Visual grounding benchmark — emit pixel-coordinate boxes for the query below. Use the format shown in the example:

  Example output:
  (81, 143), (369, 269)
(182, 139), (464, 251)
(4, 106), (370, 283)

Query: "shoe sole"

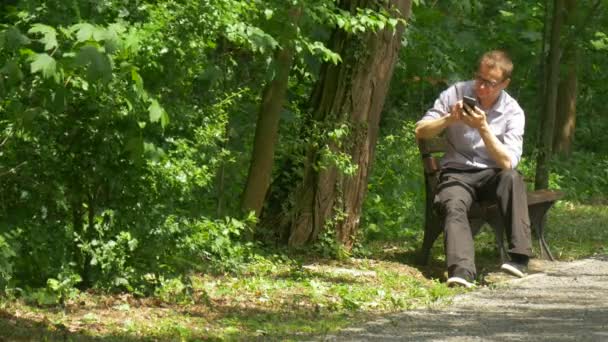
(446, 276), (475, 288)
(501, 263), (525, 278)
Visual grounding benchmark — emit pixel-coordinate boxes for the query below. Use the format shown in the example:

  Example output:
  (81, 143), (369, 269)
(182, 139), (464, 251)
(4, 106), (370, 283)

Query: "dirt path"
(326, 255), (608, 341)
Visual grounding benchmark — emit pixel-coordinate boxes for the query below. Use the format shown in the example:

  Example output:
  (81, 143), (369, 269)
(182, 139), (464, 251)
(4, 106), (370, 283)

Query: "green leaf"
(131, 68), (147, 99)
(148, 99), (169, 128)
(28, 24), (58, 51)
(1, 60), (24, 86)
(29, 53), (57, 79)
(71, 23), (96, 43)
(75, 45), (112, 83)
(4, 27), (31, 50)
(499, 10), (514, 18)
(264, 9), (274, 19)
(161, 110), (170, 128)
(590, 32), (608, 51)
(104, 23), (126, 54)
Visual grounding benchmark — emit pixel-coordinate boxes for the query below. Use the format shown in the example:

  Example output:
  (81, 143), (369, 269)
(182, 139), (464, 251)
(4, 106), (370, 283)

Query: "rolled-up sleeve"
(503, 108), (525, 169)
(417, 85), (459, 124)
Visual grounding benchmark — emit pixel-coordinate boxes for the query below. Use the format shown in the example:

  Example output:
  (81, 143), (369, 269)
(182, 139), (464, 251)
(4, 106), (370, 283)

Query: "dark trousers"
(434, 168), (532, 279)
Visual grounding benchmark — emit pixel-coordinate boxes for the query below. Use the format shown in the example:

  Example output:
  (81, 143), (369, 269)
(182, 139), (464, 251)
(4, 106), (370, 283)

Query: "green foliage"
(362, 121), (424, 241)
(590, 31), (608, 50)
(0, 0), (606, 312)
(0, 0), (263, 293)
(24, 271), (81, 306)
(0, 234), (16, 290)
(153, 276), (191, 304)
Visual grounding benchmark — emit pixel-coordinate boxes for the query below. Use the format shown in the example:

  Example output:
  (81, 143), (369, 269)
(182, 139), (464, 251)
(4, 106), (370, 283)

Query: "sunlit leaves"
(131, 68), (147, 100)
(330, 8), (404, 34)
(499, 10), (516, 20)
(591, 31), (608, 50)
(28, 53), (58, 80)
(148, 99), (169, 128)
(225, 22), (279, 54)
(28, 24), (58, 51)
(303, 40), (342, 64)
(71, 23), (96, 43)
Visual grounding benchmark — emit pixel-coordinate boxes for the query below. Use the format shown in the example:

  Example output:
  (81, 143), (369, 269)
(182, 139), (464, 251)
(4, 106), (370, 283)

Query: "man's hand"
(462, 104), (513, 169)
(461, 104), (488, 130)
(447, 101), (465, 123)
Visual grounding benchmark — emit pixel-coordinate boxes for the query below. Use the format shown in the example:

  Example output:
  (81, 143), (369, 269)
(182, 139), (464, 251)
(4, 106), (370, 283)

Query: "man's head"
(474, 50), (512, 107)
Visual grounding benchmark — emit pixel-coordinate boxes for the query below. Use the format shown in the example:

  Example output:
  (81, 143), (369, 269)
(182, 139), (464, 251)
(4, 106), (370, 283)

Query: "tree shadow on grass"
(0, 309), (147, 342)
(182, 303), (385, 341)
(370, 237), (505, 283)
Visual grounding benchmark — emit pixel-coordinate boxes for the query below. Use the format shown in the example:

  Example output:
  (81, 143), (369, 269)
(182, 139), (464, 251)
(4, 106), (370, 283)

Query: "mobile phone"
(462, 95), (478, 115)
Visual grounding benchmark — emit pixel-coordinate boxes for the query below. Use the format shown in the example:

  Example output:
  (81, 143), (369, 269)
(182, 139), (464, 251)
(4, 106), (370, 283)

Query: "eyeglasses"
(475, 74), (507, 88)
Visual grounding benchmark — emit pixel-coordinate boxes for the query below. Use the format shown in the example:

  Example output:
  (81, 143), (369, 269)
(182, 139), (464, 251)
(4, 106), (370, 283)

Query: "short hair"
(478, 50), (513, 80)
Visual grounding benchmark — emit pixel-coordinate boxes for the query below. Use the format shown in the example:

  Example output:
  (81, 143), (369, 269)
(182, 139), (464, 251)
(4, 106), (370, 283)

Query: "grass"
(0, 256), (458, 341)
(0, 200), (606, 340)
(545, 201), (608, 259)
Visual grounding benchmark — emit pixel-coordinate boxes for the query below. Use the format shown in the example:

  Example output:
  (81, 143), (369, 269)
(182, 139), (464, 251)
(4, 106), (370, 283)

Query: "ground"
(328, 255), (608, 341)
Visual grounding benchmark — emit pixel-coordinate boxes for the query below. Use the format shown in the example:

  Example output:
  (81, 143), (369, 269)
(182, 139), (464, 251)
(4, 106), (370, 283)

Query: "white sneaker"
(446, 276), (475, 288)
(500, 261), (527, 278)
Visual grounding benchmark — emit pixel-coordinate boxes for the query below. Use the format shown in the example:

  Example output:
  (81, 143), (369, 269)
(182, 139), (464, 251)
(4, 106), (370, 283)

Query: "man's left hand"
(462, 105), (488, 130)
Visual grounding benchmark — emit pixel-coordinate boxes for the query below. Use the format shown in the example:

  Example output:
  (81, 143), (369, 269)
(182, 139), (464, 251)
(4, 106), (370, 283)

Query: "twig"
(0, 161), (27, 177)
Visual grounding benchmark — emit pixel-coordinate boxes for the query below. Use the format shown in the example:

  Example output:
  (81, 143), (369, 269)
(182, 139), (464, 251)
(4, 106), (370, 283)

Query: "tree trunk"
(552, 0), (598, 156)
(553, 51), (577, 156)
(241, 7), (301, 217)
(288, 0), (412, 249)
(539, 0), (552, 103)
(241, 47), (296, 216)
(535, 0), (565, 190)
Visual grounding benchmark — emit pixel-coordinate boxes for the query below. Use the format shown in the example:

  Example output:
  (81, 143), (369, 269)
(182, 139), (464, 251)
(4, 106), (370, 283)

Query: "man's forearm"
(478, 125), (513, 169)
(415, 116), (451, 139)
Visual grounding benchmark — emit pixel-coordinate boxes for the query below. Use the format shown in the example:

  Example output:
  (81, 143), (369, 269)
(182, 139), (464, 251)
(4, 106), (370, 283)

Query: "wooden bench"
(417, 136), (564, 265)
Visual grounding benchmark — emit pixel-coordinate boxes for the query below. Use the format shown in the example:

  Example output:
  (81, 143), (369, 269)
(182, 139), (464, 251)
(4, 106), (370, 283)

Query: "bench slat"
(527, 189), (564, 205)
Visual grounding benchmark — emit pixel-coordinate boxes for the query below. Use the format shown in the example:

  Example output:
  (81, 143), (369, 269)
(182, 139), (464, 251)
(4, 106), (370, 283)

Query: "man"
(415, 50), (531, 288)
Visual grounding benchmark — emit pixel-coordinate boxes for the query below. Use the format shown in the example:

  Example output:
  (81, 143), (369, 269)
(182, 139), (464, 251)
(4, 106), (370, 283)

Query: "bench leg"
(417, 214), (442, 265)
(484, 212), (509, 264)
(529, 202), (556, 261)
(537, 214), (555, 261)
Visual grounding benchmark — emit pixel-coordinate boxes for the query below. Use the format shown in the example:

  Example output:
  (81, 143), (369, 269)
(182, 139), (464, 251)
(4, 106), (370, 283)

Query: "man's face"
(474, 63), (510, 104)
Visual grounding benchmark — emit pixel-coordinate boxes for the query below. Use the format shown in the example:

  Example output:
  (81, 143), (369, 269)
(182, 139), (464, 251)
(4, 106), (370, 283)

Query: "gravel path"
(327, 255), (608, 341)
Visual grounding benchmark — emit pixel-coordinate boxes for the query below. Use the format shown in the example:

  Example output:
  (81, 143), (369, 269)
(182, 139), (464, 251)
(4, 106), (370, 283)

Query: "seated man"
(414, 50), (532, 288)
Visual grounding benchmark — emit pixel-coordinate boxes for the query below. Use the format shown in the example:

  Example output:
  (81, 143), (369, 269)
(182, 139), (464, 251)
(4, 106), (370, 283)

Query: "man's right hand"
(447, 101), (465, 123)
(415, 101), (465, 139)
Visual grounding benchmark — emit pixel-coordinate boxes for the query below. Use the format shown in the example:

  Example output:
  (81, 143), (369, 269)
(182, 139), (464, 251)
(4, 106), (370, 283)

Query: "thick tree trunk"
(288, 0), (412, 249)
(535, 0), (565, 190)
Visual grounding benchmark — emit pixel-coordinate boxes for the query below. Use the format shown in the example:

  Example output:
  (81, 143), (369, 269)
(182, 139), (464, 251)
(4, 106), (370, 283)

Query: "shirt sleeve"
(417, 84), (459, 123)
(504, 107), (525, 169)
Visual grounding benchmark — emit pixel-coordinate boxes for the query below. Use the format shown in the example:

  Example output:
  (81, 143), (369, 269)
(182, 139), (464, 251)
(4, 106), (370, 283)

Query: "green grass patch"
(0, 254), (461, 340)
(544, 201), (608, 260)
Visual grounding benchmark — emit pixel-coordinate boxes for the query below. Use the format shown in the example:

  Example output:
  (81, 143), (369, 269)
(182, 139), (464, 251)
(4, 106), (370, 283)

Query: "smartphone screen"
(463, 96), (477, 115)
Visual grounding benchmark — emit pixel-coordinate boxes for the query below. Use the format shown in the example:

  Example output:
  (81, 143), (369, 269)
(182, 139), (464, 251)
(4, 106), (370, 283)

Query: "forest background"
(0, 0), (607, 339)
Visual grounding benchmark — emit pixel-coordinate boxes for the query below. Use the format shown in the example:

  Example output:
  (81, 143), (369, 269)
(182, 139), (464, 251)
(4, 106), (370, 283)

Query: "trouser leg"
(494, 169), (532, 257)
(435, 176), (475, 279)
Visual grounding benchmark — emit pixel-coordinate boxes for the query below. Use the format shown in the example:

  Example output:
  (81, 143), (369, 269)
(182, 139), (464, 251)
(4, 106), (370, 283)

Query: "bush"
(361, 121), (425, 241)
